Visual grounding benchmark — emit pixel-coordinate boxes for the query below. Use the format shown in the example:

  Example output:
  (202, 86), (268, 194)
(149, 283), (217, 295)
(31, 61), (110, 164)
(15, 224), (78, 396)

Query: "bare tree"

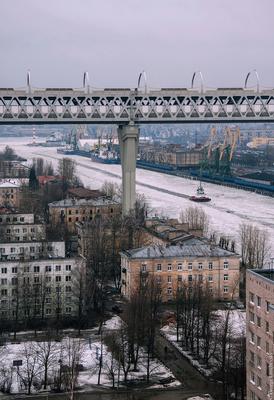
(62, 338), (84, 400)
(239, 223), (270, 268)
(16, 342), (42, 395)
(35, 338), (58, 389)
(180, 206), (209, 235)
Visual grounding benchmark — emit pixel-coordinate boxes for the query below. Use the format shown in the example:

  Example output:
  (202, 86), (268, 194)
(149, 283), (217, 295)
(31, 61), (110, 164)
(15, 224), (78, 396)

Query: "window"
(224, 274), (228, 281)
(24, 266), (29, 273)
(56, 276), (61, 282)
(10, 247), (16, 253)
(156, 276), (161, 283)
(224, 261), (228, 269)
(266, 301), (270, 312)
(45, 276), (51, 283)
(188, 263), (192, 270)
(167, 288), (172, 295)
(11, 277), (17, 285)
(198, 262), (203, 270)
(266, 362), (270, 376)
(257, 355), (261, 369)
(141, 264), (146, 272)
(30, 246), (35, 253)
(34, 266), (40, 273)
(65, 276), (71, 282)
(69, 210), (72, 215)
(208, 262), (213, 270)
(66, 265), (71, 271)
(266, 321), (269, 333)
(266, 341), (269, 353)
(1, 289), (7, 296)
(198, 274), (203, 282)
(250, 311), (255, 322)
(66, 307), (72, 313)
(167, 275), (172, 283)
(257, 336), (261, 347)
(1, 279), (7, 285)
(0, 248), (5, 254)
(65, 286), (72, 292)
(157, 264), (162, 272)
(167, 264), (172, 271)
(177, 275), (182, 282)
(257, 296), (261, 307)
(46, 308), (52, 315)
(223, 286), (228, 293)
(257, 376), (261, 389)
(250, 292), (254, 303)
(208, 275), (213, 282)
(55, 265), (61, 272)
(1, 268), (7, 274)
(56, 286), (61, 293)
(20, 217), (24, 222)
(45, 265), (51, 272)
(250, 371), (255, 384)
(68, 217), (72, 222)
(250, 331), (255, 343)
(257, 316), (261, 327)
(177, 263), (182, 271)
(188, 275), (193, 282)
(250, 351), (255, 363)
(46, 287), (51, 294)
(34, 277), (39, 283)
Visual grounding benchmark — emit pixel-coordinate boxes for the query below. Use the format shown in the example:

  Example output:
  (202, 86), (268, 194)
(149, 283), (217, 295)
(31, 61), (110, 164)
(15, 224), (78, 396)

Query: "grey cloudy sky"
(0, 0), (274, 89)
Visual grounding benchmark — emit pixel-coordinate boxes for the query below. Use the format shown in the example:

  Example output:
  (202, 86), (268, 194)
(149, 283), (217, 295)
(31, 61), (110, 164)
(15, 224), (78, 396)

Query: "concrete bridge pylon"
(118, 124), (139, 215)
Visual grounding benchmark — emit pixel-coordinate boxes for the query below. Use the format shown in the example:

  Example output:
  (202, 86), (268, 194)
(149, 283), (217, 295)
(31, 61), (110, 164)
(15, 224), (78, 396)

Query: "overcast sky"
(0, 0), (274, 89)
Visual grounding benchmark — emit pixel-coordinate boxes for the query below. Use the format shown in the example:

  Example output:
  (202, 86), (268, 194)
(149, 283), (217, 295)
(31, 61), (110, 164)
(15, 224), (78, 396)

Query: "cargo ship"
(90, 148), (120, 164)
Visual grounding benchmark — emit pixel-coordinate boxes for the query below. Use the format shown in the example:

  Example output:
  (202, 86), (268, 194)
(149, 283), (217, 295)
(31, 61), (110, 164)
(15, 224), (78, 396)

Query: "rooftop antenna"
(83, 71), (90, 94)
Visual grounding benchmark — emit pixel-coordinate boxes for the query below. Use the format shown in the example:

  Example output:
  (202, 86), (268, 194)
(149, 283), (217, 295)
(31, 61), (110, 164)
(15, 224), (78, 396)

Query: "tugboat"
(190, 182), (211, 202)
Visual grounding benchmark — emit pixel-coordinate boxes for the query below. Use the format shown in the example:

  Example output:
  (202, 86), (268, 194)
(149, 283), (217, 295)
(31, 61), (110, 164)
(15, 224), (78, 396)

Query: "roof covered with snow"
(0, 181), (20, 188)
(122, 244), (239, 259)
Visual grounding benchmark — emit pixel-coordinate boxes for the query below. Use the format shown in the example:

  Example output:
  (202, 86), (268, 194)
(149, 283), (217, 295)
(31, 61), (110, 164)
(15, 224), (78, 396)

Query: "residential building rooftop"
(249, 269), (274, 283)
(122, 244), (239, 259)
(0, 181), (20, 188)
(67, 187), (103, 199)
(49, 197), (119, 207)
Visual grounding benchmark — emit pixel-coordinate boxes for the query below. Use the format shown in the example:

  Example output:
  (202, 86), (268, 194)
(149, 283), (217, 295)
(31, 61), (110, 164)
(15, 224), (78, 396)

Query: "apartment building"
(246, 269), (274, 400)
(0, 212), (45, 242)
(0, 210), (86, 322)
(0, 256), (85, 322)
(0, 181), (20, 208)
(48, 197), (120, 232)
(121, 243), (240, 302)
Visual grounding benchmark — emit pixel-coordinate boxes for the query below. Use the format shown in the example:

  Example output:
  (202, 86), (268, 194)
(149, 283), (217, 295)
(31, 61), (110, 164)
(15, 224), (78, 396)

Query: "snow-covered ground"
(161, 309), (246, 378)
(0, 316), (180, 395)
(1, 137), (274, 257)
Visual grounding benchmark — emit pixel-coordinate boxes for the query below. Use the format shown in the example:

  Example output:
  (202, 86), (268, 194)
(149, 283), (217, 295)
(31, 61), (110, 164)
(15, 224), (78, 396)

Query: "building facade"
(0, 211), (86, 323)
(246, 269), (274, 400)
(49, 197), (120, 232)
(0, 181), (20, 208)
(121, 244), (240, 302)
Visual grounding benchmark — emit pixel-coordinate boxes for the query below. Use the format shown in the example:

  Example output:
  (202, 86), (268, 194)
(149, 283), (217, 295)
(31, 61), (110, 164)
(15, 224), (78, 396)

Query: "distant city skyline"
(0, 0), (274, 89)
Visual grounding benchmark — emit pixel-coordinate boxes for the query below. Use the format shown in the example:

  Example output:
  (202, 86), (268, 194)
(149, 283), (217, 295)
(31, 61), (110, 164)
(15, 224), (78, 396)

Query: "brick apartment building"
(0, 181), (20, 208)
(48, 197), (120, 233)
(246, 269), (274, 400)
(121, 243), (240, 302)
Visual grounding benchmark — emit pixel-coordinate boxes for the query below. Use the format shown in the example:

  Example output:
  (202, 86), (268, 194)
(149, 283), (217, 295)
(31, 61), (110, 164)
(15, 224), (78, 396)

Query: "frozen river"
(1, 137), (274, 258)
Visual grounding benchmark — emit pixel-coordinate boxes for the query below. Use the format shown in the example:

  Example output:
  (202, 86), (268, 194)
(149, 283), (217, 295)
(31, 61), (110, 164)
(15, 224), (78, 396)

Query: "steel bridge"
(1, 70), (273, 212)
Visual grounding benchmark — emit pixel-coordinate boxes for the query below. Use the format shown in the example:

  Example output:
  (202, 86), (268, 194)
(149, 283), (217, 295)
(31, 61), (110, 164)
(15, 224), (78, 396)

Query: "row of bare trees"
(174, 280), (245, 399)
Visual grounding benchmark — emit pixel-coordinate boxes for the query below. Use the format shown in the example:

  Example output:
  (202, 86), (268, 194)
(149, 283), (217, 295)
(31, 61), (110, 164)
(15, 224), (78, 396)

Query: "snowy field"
(1, 137), (274, 256)
(0, 317), (179, 395)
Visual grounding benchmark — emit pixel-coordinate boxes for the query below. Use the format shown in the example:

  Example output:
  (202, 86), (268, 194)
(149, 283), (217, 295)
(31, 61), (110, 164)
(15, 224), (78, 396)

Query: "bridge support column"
(118, 124), (139, 215)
